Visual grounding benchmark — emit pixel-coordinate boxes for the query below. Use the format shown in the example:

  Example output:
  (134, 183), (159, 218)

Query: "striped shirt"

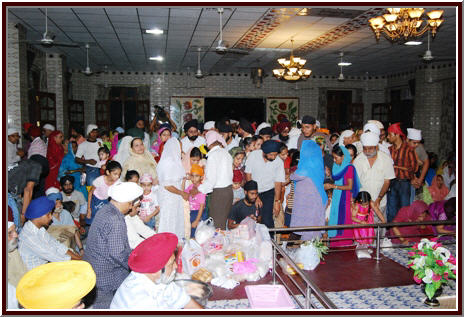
(389, 141), (418, 180)
(27, 137), (47, 159)
(18, 221), (71, 270)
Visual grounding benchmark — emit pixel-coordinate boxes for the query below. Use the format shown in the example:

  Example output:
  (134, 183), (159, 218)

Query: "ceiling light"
(338, 62), (352, 66)
(149, 56), (164, 61)
(404, 41), (423, 45)
(369, 8), (444, 41)
(273, 39), (312, 82)
(297, 8), (310, 16)
(146, 28), (164, 35)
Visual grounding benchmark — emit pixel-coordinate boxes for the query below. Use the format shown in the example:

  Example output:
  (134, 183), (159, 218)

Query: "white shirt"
(124, 215), (156, 249)
(7, 141), (20, 167)
(75, 138), (104, 168)
(226, 136), (240, 151)
(245, 150), (286, 193)
(353, 151), (396, 208)
(198, 145), (233, 194)
(61, 190), (87, 219)
(180, 136), (206, 154)
(111, 272), (191, 309)
(8, 283), (18, 309)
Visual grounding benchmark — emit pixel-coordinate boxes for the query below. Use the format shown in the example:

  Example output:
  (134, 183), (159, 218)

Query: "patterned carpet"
(207, 243), (457, 310)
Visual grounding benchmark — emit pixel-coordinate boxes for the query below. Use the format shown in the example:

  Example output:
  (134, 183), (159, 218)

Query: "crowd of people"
(7, 111), (456, 309)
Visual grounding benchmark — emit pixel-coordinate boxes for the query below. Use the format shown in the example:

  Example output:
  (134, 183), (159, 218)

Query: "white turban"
(8, 128), (19, 136)
(407, 128), (422, 141)
(86, 124), (98, 135)
(8, 221), (14, 229)
(316, 120), (321, 128)
(230, 119), (239, 125)
(367, 120), (384, 130)
(45, 187), (60, 196)
(363, 123), (380, 136)
(255, 122), (271, 135)
(108, 182), (143, 203)
(361, 132), (379, 146)
(338, 130), (354, 146)
(43, 124), (55, 131)
(203, 121), (215, 131)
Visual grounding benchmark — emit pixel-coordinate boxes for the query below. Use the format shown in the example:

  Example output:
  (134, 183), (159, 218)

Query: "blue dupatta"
(58, 143), (88, 199)
(328, 145), (360, 237)
(295, 140), (328, 206)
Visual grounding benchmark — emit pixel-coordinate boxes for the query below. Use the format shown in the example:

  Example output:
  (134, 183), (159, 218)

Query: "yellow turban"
(199, 144), (208, 156)
(16, 261), (96, 309)
(190, 164), (204, 176)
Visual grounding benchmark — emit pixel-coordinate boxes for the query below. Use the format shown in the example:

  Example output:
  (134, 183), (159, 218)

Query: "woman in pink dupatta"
(388, 201), (434, 244)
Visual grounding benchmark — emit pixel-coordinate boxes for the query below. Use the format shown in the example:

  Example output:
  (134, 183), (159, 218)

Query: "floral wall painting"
(266, 97), (299, 126)
(170, 96), (205, 134)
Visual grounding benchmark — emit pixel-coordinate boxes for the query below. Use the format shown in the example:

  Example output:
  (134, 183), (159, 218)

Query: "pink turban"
(205, 130), (227, 148)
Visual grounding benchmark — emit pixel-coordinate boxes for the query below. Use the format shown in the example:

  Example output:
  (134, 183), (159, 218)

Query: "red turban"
(128, 233), (178, 273)
(387, 123), (405, 138)
(28, 126), (42, 138)
(233, 170), (243, 183)
(23, 122), (33, 133)
(276, 120), (291, 134)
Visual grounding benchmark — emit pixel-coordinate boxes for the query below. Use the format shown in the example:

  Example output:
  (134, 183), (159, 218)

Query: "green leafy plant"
(302, 237), (329, 260)
(407, 238), (456, 300)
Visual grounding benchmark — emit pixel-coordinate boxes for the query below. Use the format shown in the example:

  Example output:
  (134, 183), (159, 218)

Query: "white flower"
(418, 238), (432, 250)
(445, 262), (456, 271)
(422, 268), (434, 284)
(434, 247), (451, 262)
(413, 256), (426, 268)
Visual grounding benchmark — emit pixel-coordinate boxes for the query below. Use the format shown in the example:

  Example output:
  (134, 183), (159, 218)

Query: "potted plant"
(407, 238), (456, 306)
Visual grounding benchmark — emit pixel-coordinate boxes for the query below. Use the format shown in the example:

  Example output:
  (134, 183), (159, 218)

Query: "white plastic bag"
(195, 217), (215, 245)
(181, 239), (205, 275)
(296, 243), (320, 270)
(255, 223), (271, 244)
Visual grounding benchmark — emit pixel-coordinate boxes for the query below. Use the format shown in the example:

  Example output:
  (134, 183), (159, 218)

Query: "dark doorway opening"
(205, 97), (266, 123)
(326, 90), (353, 132)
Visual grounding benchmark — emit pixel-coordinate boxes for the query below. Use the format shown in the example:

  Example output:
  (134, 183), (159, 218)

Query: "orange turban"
(190, 164), (204, 176)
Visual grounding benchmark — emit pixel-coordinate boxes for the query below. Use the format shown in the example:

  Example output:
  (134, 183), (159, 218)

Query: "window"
(68, 100), (84, 130)
(36, 92), (56, 128)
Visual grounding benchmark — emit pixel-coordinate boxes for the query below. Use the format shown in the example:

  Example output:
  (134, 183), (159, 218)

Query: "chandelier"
(369, 8), (444, 41)
(273, 39), (312, 81)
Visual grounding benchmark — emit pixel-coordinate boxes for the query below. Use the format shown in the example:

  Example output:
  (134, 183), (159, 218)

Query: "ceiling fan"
(82, 43), (93, 76)
(194, 47), (208, 79)
(337, 52), (347, 81)
(419, 31), (455, 63)
(215, 8), (249, 55)
(19, 8), (80, 48)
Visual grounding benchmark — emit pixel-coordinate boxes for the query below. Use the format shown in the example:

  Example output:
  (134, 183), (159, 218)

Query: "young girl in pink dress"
(351, 191), (386, 245)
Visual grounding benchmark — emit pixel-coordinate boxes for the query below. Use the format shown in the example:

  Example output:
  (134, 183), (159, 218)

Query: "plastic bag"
(255, 223), (271, 244)
(296, 243), (320, 270)
(240, 217), (256, 239)
(181, 239), (205, 275)
(258, 240), (273, 265)
(202, 232), (228, 255)
(195, 217), (215, 245)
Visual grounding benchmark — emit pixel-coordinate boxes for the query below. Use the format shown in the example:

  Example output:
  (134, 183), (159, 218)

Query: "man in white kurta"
(110, 233), (202, 309)
(353, 132), (395, 226)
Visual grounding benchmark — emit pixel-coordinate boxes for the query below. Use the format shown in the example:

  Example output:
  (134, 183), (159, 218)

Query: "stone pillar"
(46, 54), (65, 132)
(413, 66), (442, 154)
(7, 22), (27, 139)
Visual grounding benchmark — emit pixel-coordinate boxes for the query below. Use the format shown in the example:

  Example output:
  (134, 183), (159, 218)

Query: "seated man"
(110, 233), (203, 309)
(18, 197), (82, 271)
(227, 180), (262, 230)
(16, 261), (96, 309)
(46, 187), (84, 255)
(60, 175), (87, 227)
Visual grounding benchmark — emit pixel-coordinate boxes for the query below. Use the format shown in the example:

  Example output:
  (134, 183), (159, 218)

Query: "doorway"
(205, 97), (265, 123)
(326, 90), (364, 132)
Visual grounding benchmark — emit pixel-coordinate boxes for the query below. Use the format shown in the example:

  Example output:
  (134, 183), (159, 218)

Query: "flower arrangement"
(407, 238), (456, 300)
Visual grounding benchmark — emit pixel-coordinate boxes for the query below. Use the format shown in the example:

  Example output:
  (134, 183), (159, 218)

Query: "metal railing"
(267, 219), (455, 309)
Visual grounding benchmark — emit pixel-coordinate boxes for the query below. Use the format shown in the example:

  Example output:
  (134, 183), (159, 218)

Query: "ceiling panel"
(7, 6), (456, 75)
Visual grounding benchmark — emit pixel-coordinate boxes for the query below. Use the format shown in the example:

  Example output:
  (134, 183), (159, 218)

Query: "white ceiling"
(7, 6), (457, 76)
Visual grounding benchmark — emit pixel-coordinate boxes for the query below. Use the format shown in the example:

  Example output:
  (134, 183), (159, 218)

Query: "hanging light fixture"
(369, 8), (444, 41)
(273, 39), (312, 81)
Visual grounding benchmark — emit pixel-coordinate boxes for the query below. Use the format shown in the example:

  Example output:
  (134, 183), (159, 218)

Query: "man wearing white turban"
(406, 128), (429, 204)
(353, 132), (396, 228)
(363, 122), (391, 157)
(75, 124), (103, 186)
(7, 128), (24, 166)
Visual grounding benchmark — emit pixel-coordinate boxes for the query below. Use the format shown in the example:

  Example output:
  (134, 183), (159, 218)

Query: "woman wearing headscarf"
(150, 126), (172, 163)
(428, 175), (449, 202)
(387, 201), (434, 245)
(326, 144), (361, 246)
(113, 136), (133, 168)
(289, 140), (328, 240)
(58, 141), (88, 200)
(428, 197), (456, 241)
(156, 138), (190, 239)
(121, 138), (158, 182)
(44, 130), (66, 190)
